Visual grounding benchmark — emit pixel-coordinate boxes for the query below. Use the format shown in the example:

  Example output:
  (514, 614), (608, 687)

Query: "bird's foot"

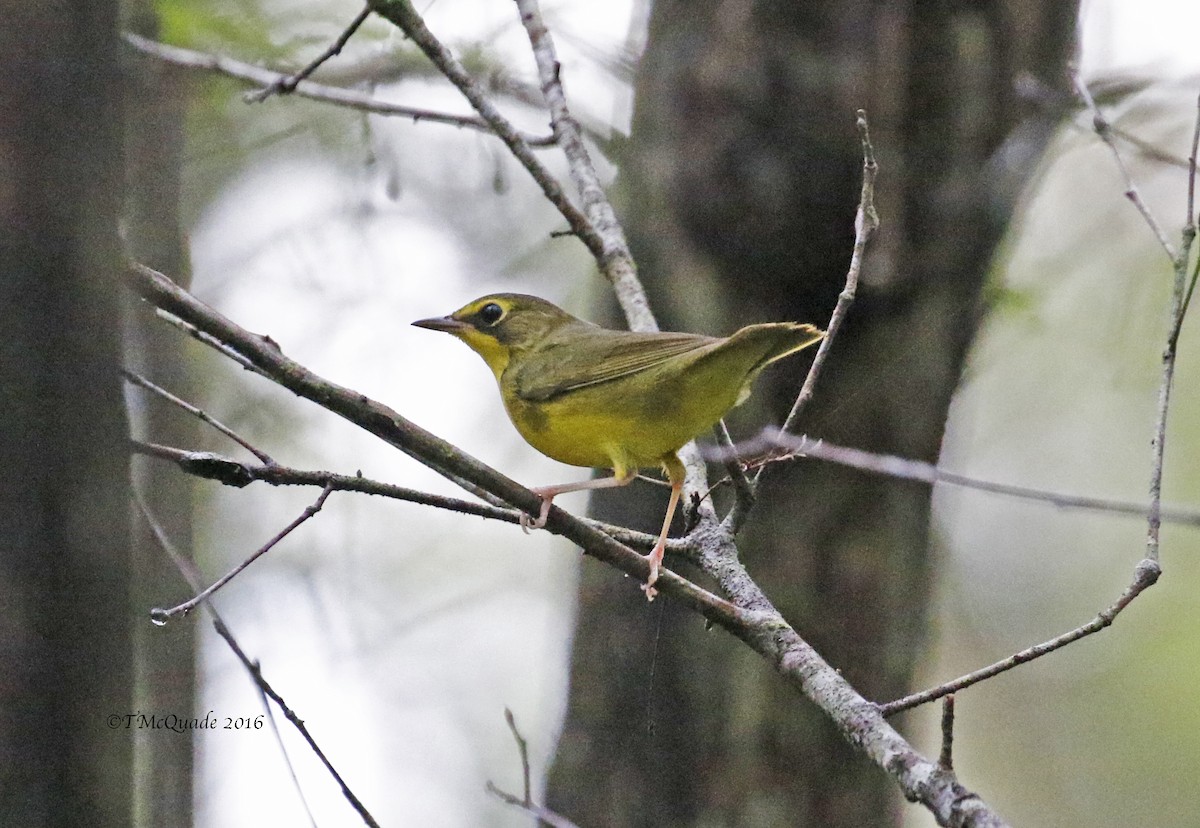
(639, 547), (663, 602)
(519, 493), (553, 534)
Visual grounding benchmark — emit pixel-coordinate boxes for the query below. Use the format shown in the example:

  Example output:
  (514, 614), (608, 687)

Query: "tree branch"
(245, 5), (372, 103)
(365, 1), (601, 253)
(150, 483), (336, 624)
(133, 492), (381, 827)
(512, 0), (652, 330)
(123, 368), (277, 465)
(123, 33), (556, 146)
(879, 558), (1160, 716)
(708, 429), (1200, 528)
(126, 260), (1008, 827)
(129, 439), (668, 550)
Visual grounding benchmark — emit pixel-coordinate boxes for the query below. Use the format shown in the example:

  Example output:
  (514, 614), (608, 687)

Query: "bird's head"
(412, 293), (580, 377)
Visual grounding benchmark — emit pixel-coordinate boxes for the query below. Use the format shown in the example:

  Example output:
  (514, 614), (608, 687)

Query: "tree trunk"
(0, 2), (134, 826)
(550, 2), (1078, 825)
(123, 3), (197, 824)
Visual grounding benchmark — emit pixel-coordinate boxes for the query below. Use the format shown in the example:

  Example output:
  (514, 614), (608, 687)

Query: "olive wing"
(513, 329), (720, 403)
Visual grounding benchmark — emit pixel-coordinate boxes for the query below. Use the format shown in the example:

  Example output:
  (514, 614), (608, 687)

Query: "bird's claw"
(639, 553), (662, 602)
(519, 495), (551, 534)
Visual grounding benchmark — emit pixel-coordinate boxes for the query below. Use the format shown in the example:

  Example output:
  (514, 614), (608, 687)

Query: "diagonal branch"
(512, 0), (652, 330)
(880, 558), (1160, 716)
(126, 260), (1007, 827)
(133, 492), (381, 828)
(365, 1), (602, 258)
(728, 109), (877, 532)
(123, 368), (277, 465)
(150, 483), (336, 624)
(245, 5), (372, 102)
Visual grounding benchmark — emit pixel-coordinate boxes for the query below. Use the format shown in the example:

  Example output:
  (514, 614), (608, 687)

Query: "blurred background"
(38, 0), (1200, 824)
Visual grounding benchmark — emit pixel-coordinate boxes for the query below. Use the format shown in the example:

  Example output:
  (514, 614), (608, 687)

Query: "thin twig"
(486, 708), (578, 827)
(779, 109), (878, 435)
(732, 110), (877, 533)
(708, 430), (1200, 527)
(1137, 93), (1200, 561)
(1169, 93), (1200, 348)
(879, 558), (1161, 716)
(245, 5), (371, 102)
(122, 368), (277, 465)
(150, 483), (336, 624)
(1185, 91), (1200, 234)
(211, 617), (381, 827)
(485, 782), (580, 828)
(713, 421), (754, 513)
(938, 696), (955, 771)
(133, 493), (380, 828)
(1072, 73), (1176, 261)
(154, 308), (270, 378)
(504, 708), (532, 805)
(123, 33), (556, 146)
(1075, 82), (1200, 564)
(252, 676), (319, 828)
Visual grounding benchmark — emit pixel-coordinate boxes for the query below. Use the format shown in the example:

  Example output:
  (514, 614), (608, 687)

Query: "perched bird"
(413, 294), (824, 598)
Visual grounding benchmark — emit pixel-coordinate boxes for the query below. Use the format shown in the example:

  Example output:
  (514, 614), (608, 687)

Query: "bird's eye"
(478, 302), (505, 326)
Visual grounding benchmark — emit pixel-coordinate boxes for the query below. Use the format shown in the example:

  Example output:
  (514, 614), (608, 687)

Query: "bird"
(412, 293), (824, 599)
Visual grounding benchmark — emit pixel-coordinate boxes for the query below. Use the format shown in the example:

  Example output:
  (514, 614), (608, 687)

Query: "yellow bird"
(413, 294), (824, 598)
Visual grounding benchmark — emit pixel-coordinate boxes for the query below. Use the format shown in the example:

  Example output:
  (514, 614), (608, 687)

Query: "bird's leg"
(519, 471), (636, 533)
(641, 455), (686, 601)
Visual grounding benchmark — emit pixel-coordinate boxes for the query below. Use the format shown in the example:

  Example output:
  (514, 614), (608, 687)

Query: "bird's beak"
(412, 315), (470, 334)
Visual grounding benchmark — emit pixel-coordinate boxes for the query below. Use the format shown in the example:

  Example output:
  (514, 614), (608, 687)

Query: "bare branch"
(726, 109), (878, 533)
(503, 708), (532, 806)
(150, 483), (335, 624)
(154, 307), (271, 378)
(879, 558), (1161, 716)
(486, 782), (579, 828)
(1072, 74), (1176, 261)
(129, 439), (668, 550)
(780, 109), (878, 435)
(1185, 90), (1200, 234)
(245, 5), (371, 103)
(713, 421), (755, 513)
(364, 1), (602, 253)
(513, 0), (652, 330)
(709, 429), (1200, 528)
(123, 368), (276, 465)
(126, 260), (1006, 826)
(123, 32), (556, 146)
(133, 493), (381, 827)
(1073, 82), (1199, 564)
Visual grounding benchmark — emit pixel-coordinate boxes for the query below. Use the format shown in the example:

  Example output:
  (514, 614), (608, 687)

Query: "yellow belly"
(501, 364), (746, 475)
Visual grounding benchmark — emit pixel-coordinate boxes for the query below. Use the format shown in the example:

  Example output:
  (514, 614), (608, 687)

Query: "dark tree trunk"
(0, 2), (134, 825)
(550, 2), (1078, 826)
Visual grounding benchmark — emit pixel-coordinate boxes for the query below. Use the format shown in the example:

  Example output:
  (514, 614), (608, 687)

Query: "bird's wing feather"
(514, 329), (719, 402)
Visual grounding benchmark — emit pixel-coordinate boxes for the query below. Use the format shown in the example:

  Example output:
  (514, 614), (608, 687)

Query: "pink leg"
(639, 480), (681, 601)
(519, 472), (636, 533)
(640, 454), (686, 601)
